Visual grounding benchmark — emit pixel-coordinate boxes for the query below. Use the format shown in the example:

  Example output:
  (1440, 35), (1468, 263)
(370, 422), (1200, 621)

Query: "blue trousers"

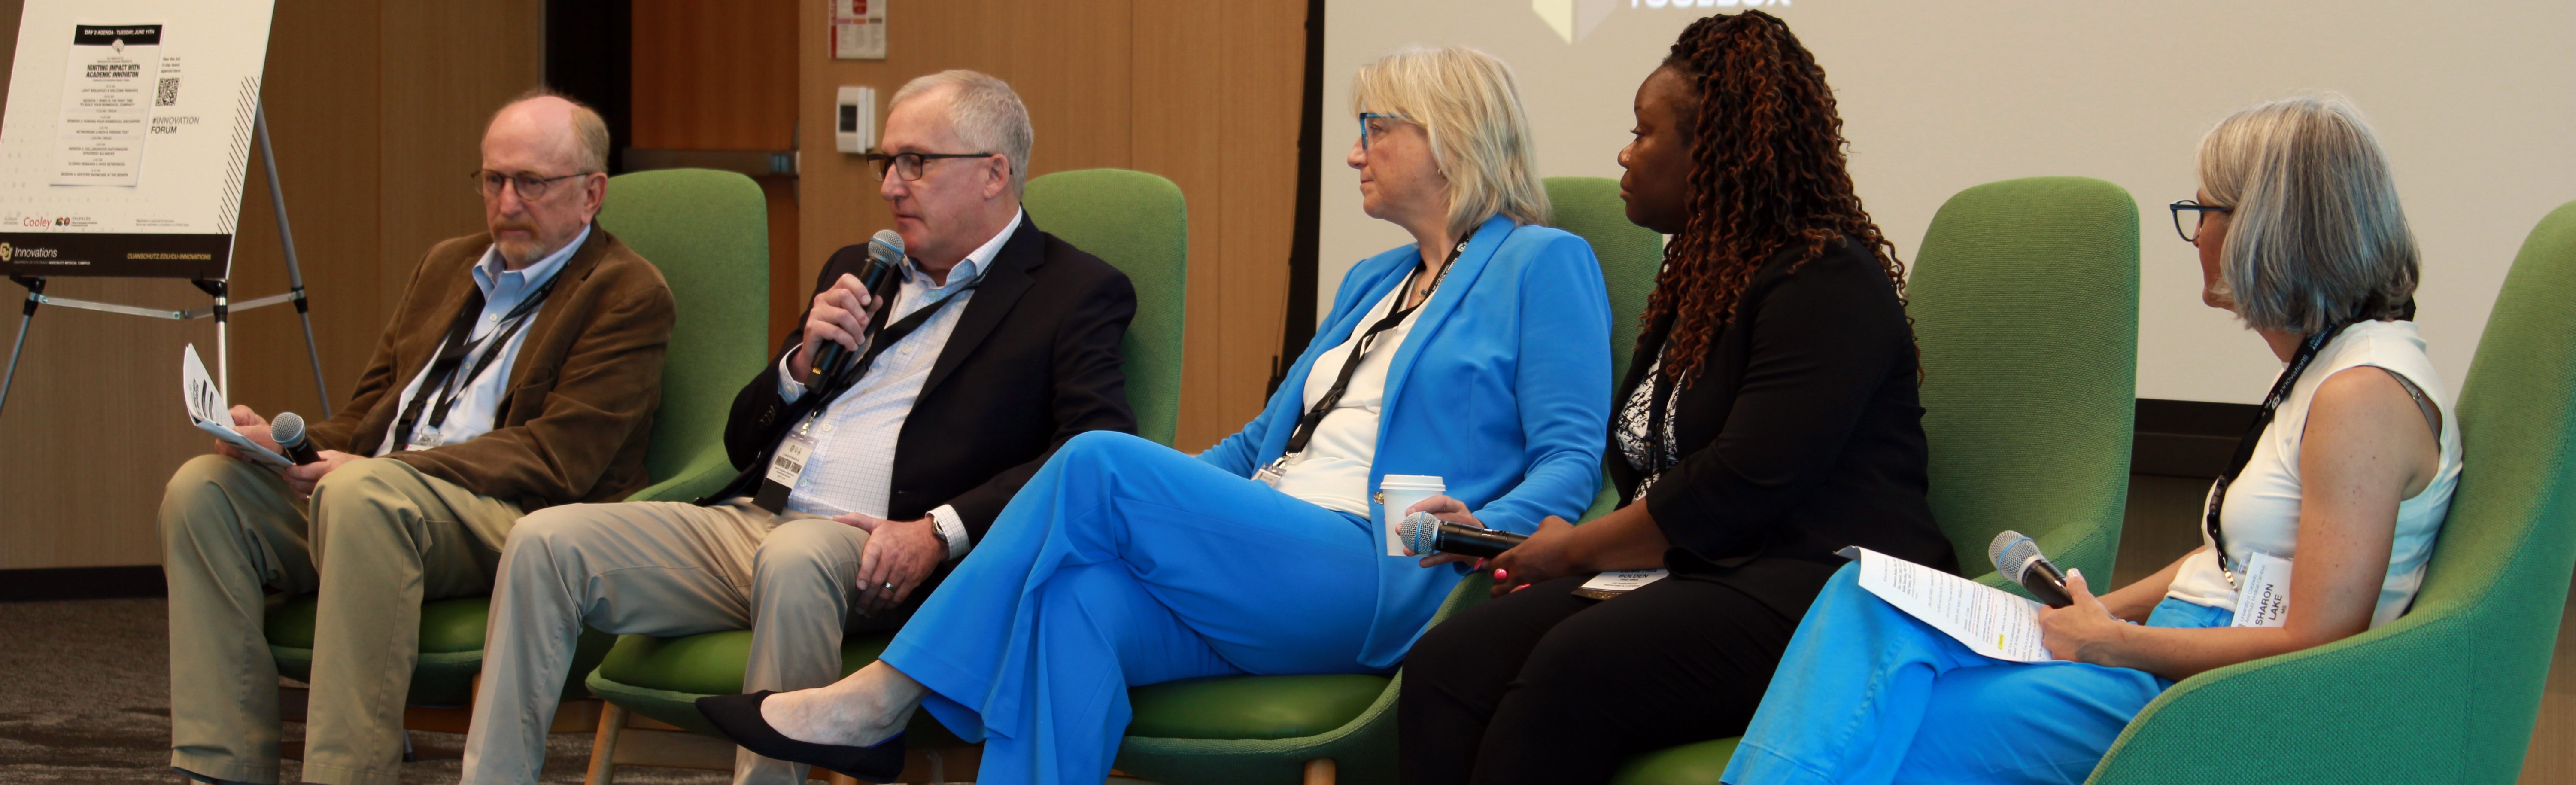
(1723, 565), (2232, 785)
(879, 432), (1386, 785)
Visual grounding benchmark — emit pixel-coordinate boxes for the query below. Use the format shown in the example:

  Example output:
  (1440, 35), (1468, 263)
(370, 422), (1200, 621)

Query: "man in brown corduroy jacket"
(156, 90), (674, 785)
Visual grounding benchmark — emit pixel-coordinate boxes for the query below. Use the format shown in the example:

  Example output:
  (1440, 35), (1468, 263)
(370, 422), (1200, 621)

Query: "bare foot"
(757, 662), (928, 747)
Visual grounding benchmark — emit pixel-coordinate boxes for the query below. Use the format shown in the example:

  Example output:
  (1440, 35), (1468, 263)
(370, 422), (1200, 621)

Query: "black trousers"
(1397, 573), (1800, 785)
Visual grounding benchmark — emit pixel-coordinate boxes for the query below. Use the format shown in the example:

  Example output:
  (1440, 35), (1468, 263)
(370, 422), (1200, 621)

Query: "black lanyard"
(2204, 322), (2350, 586)
(753, 273), (981, 514)
(803, 274), (982, 414)
(1278, 232), (1472, 459)
(391, 271), (562, 450)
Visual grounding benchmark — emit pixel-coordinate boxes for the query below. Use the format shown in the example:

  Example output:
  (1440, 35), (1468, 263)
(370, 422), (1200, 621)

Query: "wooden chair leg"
(1303, 758), (1335, 785)
(586, 702), (627, 785)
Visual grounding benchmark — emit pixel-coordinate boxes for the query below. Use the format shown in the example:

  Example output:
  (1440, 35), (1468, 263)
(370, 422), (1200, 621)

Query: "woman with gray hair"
(1718, 93), (2461, 785)
(698, 46), (1612, 785)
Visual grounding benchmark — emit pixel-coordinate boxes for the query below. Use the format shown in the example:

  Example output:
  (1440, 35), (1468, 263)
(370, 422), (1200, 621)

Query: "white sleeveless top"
(2164, 320), (2463, 629)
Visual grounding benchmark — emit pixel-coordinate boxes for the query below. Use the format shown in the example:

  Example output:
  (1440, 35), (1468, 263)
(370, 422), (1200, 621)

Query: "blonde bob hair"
(1350, 46), (1550, 238)
(2196, 93), (2418, 334)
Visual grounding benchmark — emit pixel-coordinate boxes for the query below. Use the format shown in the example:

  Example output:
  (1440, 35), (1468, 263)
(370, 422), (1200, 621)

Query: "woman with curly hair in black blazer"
(1395, 12), (1957, 785)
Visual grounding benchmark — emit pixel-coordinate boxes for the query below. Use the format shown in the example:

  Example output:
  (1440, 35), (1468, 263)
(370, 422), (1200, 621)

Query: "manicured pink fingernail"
(1492, 568), (1509, 581)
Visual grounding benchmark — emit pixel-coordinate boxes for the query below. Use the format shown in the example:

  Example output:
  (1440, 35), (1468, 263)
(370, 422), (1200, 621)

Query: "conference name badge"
(2230, 551), (2292, 628)
(766, 433), (817, 489)
(1571, 569), (1669, 600)
(1253, 459), (1288, 489)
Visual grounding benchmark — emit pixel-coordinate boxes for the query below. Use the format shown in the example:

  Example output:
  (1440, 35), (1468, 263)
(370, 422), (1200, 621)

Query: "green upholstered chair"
(2084, 201), (2576, 784)
(1605, 176), (2142, 784)
(581, 168), (1188, 782)
(1543, 176), (1665, 522)
(1025, 168), (1191, 446)
(1108, 176), (1660, 785)
(266, 168), (769, 734)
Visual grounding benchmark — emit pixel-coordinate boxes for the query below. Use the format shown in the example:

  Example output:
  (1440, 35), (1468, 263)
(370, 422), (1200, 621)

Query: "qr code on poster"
(156, 78), (179, 106)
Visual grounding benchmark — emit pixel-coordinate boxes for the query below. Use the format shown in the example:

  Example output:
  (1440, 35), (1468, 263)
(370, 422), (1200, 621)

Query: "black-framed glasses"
(2170, 199), (2234, 243)
(1359, 112), (1407, 151)
(866, 151), (997, 182)
(471, 170), (588, 200)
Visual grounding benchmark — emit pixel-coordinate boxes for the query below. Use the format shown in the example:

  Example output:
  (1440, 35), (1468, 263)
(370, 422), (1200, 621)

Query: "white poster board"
(0, 0), (276, 280)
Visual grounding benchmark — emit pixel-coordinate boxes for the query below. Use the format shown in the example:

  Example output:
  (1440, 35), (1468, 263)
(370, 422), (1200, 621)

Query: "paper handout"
(182, 344), (289, 466)
(1843, 545), (2054, 663)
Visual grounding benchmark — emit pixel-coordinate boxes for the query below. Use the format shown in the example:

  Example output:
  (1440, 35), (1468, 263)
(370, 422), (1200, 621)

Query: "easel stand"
(0, 104), (330, 420)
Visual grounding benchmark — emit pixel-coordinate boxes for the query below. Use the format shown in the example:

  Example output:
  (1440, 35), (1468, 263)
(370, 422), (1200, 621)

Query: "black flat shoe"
(696, 690), (908, 782)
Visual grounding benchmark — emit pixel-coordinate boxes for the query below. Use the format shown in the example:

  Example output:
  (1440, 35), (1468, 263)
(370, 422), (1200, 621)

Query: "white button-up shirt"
(374, 224), (588, 456)
(772, 211), (1020, 558)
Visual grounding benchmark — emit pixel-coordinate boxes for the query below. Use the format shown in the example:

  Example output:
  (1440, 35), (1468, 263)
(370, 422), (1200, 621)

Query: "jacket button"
(1373, 491), (1385, 504)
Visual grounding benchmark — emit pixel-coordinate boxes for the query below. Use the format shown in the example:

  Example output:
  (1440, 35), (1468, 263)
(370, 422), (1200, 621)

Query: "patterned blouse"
(1613, 345), (1682, 500)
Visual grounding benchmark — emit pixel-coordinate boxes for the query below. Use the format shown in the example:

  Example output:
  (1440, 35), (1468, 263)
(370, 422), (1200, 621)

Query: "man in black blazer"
(457, 70), (1136, 785)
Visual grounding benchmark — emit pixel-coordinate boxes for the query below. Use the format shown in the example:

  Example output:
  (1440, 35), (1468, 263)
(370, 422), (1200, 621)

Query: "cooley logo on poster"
(1534, 0), (1792, 44)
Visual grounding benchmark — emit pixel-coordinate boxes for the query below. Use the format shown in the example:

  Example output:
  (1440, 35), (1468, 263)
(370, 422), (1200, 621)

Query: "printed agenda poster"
(0, 0), (276, 280)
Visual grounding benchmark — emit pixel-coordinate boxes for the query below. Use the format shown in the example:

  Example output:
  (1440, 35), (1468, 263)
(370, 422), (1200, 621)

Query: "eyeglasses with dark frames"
(471, 170), (589, 200)
(2170, 199), (2234, 243)
(865, 151), (998, 182)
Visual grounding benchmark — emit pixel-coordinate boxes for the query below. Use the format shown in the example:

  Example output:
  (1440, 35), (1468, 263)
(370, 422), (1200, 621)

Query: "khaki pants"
(459, 499), (916, 785)
(160, 453), (522, 785)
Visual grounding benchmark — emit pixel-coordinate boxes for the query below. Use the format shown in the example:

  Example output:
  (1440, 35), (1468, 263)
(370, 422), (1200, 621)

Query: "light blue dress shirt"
(372, 223), (589, 456)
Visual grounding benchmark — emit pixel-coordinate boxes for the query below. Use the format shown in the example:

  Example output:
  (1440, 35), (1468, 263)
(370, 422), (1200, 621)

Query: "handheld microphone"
(807, 229), (906, 388)
(1989, 530), (2073, 608)
(269, 411), (323, 465)
(1399, 511), (1528, 559)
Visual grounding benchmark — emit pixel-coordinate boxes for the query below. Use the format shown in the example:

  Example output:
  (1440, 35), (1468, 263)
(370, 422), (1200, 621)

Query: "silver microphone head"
(868, 229), (905, 264)
(269, 411), (306, 447)
(1990, 530), (2042, 582)
(1400, 511), (1441, 555)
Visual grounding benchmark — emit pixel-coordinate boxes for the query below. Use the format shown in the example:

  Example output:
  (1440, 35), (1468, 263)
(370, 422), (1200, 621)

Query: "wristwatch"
(925, 511), (953, 558)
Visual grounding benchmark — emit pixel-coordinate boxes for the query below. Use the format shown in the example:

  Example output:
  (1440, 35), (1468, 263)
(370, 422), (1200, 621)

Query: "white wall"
(1320, 0), (2576, 403)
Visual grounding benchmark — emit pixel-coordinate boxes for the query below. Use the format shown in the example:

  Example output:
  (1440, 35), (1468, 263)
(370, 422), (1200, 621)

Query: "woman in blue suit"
(697, 45), (1612, 785)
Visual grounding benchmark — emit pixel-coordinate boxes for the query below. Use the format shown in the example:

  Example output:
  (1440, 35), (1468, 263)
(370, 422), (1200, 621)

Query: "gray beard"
(495, 237), (551, 268)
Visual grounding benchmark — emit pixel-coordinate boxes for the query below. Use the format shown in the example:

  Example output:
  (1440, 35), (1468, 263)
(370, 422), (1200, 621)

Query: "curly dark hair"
(1644, 10), (1906, 386)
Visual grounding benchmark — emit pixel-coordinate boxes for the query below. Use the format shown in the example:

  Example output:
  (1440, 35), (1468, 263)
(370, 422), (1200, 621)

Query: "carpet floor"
(0, 598), (728, 784)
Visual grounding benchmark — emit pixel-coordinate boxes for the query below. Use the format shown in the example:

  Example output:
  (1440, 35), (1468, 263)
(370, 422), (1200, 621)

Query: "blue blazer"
(1201, 214), (1612, 667)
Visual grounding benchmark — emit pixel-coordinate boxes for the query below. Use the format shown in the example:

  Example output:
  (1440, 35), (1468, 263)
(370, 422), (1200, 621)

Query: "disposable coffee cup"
(1379, 475), (1446, 556)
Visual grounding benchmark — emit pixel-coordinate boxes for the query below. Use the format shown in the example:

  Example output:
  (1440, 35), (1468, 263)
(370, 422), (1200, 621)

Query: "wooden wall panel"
(377, 0), (544, 316)
(227, 0), (386, 428)
(631, 0), (797, 151)
(629, 0), (802, 345)
(1207, 0), (1306, 450)
(0, 0), (543, 570)
(799, 0), (1300, 452)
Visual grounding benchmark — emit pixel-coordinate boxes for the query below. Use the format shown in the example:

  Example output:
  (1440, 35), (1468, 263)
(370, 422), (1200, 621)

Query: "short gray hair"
(2196, 93), (2418, 334)
(889, 70), (1034, 194)
(1349, 46), (1551, 238)
(501, 87), (611, 174)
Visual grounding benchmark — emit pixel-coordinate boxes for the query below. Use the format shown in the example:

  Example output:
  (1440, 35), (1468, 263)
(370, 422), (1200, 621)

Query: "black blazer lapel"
(922, 215), (1045, 397)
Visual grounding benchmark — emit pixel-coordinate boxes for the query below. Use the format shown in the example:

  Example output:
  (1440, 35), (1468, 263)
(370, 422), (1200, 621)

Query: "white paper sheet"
(1848, 546), (2054, 663)
(182, 343), (288, 466)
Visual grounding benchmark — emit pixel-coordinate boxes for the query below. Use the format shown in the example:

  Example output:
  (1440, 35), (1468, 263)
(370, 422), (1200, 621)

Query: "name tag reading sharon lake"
(2231, 551), (2293, 628)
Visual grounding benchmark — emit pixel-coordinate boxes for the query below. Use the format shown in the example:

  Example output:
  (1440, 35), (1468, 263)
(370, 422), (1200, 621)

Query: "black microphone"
(269, 411), (323, 465)
(806, 229), (906, 388)
(1989, 530), (2073, 608)
(1399, 511), (1528, 559)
